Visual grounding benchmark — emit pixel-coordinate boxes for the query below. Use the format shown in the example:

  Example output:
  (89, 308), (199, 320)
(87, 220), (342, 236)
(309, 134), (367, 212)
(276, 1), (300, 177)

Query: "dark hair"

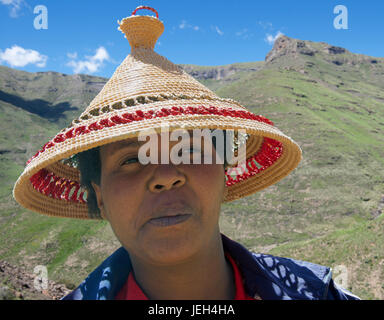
(77, 130), (232, 218)
(77, 146), (102, 219)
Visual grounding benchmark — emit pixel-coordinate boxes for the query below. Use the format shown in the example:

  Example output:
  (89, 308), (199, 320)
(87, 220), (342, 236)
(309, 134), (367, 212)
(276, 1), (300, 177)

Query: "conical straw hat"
(12, 6), (302, 219)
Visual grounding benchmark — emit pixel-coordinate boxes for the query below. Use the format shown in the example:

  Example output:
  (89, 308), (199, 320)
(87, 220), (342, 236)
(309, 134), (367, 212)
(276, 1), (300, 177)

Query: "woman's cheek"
(187, 164), (225, 212)
(104, 174), (137, 212)
(190, 164), (224, 188)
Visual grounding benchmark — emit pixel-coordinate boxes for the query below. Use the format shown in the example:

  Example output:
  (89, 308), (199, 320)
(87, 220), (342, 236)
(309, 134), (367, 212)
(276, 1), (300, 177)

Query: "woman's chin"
(140, 235), (201, 266)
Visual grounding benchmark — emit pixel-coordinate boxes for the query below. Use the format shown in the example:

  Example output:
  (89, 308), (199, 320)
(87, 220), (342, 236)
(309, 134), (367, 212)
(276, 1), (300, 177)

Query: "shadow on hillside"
(0, 90), (77, 122)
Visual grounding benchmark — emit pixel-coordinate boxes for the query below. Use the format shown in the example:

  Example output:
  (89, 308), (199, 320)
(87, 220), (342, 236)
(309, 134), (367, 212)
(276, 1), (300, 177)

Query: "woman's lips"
(147, 203), (194, 227)
(148, 214), (192, 227)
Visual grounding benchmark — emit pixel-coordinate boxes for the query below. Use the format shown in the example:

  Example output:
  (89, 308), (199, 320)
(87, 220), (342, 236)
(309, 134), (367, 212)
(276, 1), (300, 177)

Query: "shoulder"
(62, 246), (131, 300)
(247, 252), (360, 300)
(249, 252), (332, 299)
(221, 233), (359, 300)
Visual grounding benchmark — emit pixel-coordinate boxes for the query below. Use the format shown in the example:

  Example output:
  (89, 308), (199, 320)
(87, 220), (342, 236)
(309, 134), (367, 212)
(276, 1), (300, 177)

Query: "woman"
(13, 6), (359, 300)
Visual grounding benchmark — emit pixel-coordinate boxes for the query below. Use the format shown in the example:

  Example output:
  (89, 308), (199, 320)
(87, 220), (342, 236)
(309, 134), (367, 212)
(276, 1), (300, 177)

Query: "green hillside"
(0, 35), (383, 299)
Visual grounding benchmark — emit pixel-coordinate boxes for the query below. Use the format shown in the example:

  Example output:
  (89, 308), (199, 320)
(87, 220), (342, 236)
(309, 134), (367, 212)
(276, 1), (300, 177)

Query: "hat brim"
(13, 98), (302, 220)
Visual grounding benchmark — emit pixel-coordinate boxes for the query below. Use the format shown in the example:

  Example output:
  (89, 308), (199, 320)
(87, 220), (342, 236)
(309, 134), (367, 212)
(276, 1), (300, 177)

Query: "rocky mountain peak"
(265, 35), (356, 64)
(265, 35), (300, 63)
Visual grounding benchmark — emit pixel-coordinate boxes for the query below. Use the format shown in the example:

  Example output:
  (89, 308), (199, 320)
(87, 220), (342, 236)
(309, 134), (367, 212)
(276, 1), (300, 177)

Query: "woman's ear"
(91, 181), (107, 220)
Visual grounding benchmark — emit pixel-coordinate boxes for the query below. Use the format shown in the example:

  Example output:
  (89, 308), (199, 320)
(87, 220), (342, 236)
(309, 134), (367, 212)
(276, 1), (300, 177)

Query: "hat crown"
(84, 6), (218, 116)
(118, 6), (164, 50)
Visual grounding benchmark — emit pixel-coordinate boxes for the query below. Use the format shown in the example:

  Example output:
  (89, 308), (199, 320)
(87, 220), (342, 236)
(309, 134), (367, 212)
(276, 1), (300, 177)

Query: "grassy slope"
(0, 39), (383, 298)
(215, 44), (384, 299)
(269, 214), (384, 299)
(0, 68), (117, 289)
(0, 66), (107, 128)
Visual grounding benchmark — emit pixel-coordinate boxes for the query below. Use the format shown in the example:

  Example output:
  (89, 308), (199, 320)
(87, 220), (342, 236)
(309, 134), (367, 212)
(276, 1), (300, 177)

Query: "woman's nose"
(148, 164), (186, 193)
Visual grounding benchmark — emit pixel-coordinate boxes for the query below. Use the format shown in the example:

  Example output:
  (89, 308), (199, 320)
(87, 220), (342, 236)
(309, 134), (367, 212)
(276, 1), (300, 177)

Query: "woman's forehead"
(100, 129), (210, 153)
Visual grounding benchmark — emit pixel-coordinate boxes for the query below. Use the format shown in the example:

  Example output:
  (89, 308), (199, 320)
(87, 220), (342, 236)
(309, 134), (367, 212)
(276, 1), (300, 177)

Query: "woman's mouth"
(148, 214), (192, 227)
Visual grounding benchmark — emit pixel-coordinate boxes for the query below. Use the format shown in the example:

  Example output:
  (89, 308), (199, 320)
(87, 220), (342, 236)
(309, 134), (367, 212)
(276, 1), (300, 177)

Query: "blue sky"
(0, 0), (383, 78)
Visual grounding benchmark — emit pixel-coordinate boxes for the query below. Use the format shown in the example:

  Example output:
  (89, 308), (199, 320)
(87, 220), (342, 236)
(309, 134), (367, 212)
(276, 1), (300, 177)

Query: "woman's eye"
(179, 148), (200, 156)
(122, 157), (139, 165)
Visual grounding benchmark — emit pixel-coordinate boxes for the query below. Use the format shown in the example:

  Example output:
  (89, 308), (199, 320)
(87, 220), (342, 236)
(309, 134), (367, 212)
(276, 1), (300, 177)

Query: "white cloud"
(67, 52), (78, 60)
(265, 31), (284, 45)
(66, 46), (110, 74)
(235, 28), (253, 39)
(0, 45), (47, 67)
(0, 0), (26, 18)
(236, 29), (246, 36)
(179, 20), (187, 29)
(258, 21), (273, 30)
(214, 26), (224, 36)
(94, 47), (109, 61)
(178, 20), (200, 31)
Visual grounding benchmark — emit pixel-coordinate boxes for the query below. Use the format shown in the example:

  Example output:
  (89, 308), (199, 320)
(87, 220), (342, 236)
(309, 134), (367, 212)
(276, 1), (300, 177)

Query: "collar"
(114, 248), (256, 300)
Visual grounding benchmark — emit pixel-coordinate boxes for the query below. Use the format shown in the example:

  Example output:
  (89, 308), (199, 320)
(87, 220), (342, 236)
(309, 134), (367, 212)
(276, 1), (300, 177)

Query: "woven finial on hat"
(12, 6), (302, 220)
(84, 6), (219, 119)
(118, 6), (164, 50)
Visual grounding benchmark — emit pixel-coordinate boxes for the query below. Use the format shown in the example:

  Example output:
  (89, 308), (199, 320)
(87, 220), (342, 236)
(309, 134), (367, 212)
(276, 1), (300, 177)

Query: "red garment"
(115, 271), (148, 300)
(115, 251), (259, 300)
(224, 252), (256, 300)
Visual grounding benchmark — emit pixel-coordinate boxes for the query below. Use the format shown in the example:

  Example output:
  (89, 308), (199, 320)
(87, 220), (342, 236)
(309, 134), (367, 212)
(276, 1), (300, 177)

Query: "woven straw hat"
(12, 6), (302, 220)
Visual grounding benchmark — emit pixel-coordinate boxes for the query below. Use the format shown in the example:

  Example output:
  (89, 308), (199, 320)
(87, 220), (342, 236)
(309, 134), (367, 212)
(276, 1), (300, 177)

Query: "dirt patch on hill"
(0, 260), (71, 300)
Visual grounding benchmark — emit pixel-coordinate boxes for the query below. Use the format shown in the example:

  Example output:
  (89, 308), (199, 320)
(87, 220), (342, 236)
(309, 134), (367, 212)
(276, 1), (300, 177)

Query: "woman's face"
(92, 130), (228, 266)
